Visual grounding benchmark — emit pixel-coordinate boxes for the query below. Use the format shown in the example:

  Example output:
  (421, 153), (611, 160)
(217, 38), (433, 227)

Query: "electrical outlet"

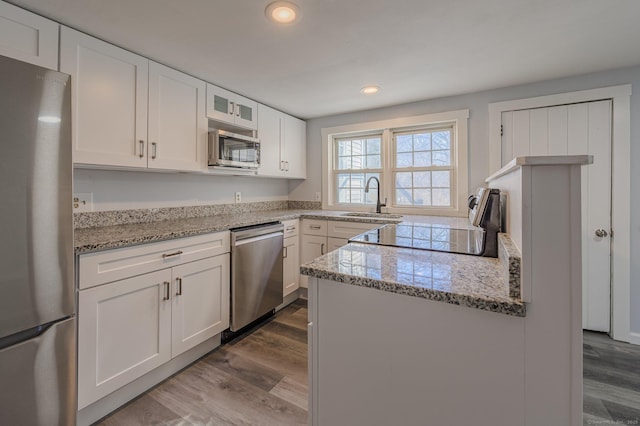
(73, 193), (93, 212)
(315, 192), (321, 202)
(235, 192), (241, 203)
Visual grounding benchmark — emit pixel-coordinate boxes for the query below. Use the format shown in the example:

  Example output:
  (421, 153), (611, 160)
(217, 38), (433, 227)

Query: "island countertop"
(300, 236), (525, 317)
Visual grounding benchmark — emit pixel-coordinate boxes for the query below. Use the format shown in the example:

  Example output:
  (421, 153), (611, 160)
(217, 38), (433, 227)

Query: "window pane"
(396, 152), (412, 168)
(396, 135), (413, 152)
(413, 171), (431, 188)
(367, 138), (381, 154)
(338, 140), (351, 156)
(338, 188), (349, 203)
(396, 172), (412, 188)
(366, 155), (380, 169)
(351, 155), (365, 169)
(414, 133), (431, 151)
(413, 189), (431, 206)
(396, 188), (412, 205)
(338, 156), (351, 170)
(351, 139), (364, 155)
(432, 171), (450, 188)
(414, 151), (431, 167)
(432, 150), (450, 166)
(432, 189), (450, 206)
(432, 131), (450, 150)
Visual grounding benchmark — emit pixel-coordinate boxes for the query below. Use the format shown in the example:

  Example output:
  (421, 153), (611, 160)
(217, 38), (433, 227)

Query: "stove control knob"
(468, 195), (478, 209)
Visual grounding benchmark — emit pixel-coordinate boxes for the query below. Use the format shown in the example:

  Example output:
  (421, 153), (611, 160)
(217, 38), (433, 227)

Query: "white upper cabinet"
(61, 27), (207, 171)
(60, 27), (149, 168)
(284, 114), (306, 179)
(257, 104), (306, 179)
(148, 62), (207, 172)
(206, 84), (258, 130)
(0, 1), (58, 69)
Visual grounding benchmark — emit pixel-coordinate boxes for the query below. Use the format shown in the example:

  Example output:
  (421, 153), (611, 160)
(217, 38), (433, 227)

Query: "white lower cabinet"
(78, 269), (172, 409)
(77, 233), (230, 410)
(283, 236), (300, 296)
(171, 255), (229, 357)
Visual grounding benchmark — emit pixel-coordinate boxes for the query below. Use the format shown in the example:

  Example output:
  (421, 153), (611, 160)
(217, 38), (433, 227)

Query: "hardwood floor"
(96, 302), (640, 425)
(583, 331), (640, 425)
(97, 299), (308, 426)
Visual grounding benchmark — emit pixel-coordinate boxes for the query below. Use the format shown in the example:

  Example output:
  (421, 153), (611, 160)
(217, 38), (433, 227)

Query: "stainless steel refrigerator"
(0, 55), (75, 425)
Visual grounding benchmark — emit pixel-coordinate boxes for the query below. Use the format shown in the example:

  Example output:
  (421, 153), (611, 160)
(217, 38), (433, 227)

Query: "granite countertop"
(74, 209), (409, 253)
(301, 238), (525, 317)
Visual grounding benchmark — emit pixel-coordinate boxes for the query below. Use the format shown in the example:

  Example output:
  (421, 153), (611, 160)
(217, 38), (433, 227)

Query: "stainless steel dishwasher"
(230, 222), (284, 332)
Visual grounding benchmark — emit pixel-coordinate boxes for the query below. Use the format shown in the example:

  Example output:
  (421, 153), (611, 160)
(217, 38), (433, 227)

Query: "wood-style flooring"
(96, 302), (640, 425)
(97, 299), (308, 426)
(583, 330), (640, 425)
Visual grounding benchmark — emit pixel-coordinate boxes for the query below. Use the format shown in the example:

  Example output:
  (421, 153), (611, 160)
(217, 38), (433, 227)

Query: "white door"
(148, 61), (207, 172)
(284, 115), (307, 179)
(77, 269), (172, 409)
(60, 27), (149, 168)
(257, 104), (286, 177)
(283, 235), (300, 296)
(171, 255), (230, 357)
(501, 100), (612, 332)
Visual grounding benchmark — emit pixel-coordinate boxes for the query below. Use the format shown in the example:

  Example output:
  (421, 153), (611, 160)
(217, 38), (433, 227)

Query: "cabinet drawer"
(282, 219), (299, 238)
(79, 231), (230, 289)
(301, 219), (327, 236)
(327, 220), (380, 239)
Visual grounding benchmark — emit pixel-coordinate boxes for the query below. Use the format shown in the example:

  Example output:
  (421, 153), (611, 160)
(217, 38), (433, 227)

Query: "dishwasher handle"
(233, 231), (283, 247)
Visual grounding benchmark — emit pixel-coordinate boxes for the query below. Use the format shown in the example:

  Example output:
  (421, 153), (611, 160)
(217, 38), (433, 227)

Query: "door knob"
(595, 229), (608, 238)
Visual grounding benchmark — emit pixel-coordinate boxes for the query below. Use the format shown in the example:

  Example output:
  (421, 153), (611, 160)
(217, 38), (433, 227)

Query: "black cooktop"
(349, 223), (486, 256)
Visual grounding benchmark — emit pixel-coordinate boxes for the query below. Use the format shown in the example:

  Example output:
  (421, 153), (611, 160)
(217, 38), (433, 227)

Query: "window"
(393, 127), (454, 207)
(322, 110), (469, 216)
(334, 134), (382, 205)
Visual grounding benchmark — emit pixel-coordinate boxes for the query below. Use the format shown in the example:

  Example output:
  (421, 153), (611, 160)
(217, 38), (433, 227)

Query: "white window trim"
(322, 109), (469, 216)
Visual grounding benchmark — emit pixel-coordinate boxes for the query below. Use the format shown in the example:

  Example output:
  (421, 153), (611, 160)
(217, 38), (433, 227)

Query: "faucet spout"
(364, 176), (386, 213)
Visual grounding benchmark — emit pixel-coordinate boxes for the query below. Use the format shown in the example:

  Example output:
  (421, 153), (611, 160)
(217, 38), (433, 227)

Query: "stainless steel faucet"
(365, 176), (386, 213)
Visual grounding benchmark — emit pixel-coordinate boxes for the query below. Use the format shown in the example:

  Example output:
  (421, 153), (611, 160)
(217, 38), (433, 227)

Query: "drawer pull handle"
(163, 281), (170, 300)
(162, 250), (183, 259)
(176, 277), (183, 296)
(286, 226), (296, 231)
(310, 225), (321, 230)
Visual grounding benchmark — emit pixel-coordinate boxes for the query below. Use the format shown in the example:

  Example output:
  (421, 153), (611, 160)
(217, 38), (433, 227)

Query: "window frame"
(321, 110), (469, 217)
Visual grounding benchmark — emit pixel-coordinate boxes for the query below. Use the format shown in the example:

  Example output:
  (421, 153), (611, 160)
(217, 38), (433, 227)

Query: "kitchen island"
(302, 156), (591, 426)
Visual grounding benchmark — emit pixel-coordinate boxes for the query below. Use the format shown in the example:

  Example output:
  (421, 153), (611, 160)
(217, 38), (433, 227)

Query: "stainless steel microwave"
(208, 129), (260, 169)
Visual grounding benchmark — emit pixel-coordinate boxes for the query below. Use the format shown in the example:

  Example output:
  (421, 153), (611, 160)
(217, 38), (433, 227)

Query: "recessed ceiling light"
(360, 85), (380, 95)
(265, 1), (300, 24)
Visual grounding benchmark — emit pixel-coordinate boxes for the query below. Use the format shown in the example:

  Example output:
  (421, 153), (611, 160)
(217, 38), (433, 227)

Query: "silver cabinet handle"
(595, 229), (608, 238)
(320, 243), (325, 255)
(286, 226), (296, 231)
(151, 142), (157, 159)
(176, 277), (182, 296)
(138, 140), (145, 158)
(283, 246), (288, 259)
(310, 225), (321, 230)
(285, 161), (289, 171)
(280, 160), (285, 171)
(163, 281), (170, 300)
(162, 250), (183, 259)
(236, 103), (240, 117)
(229, 101), (235, 115)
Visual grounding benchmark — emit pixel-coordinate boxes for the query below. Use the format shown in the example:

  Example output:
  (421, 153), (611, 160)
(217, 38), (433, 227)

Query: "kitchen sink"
(341, 212), (403, 219)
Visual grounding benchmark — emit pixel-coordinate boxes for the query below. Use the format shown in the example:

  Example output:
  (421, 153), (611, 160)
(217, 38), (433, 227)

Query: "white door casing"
(501, 101), (612, 332)
(489, 85), (632, 342)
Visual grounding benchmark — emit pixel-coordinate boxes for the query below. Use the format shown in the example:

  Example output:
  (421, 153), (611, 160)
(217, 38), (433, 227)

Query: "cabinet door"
(171, 254), (230, 357)
(77, 269), (172, 409)
(60, 27), (148, 168)
(300, 235), (327, 288)
(206, 84), (236, 126)
(0, 1), (58, 69)
(283, 236), (300, 296)
(234, 93), (258, 130)
(327, 237), (348, 252)
(257, 104), (285, 177)
(284, 115), (307, 178)
(148, 62), (207, 172)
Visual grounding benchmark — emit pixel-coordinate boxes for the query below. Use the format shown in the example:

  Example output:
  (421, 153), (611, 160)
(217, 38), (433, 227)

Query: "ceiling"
(10, 0), (640, 119)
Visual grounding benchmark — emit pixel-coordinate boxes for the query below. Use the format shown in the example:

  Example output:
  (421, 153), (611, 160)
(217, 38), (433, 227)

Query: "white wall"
(74, 169), (289, 211)
(290, 65), (640, 334)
